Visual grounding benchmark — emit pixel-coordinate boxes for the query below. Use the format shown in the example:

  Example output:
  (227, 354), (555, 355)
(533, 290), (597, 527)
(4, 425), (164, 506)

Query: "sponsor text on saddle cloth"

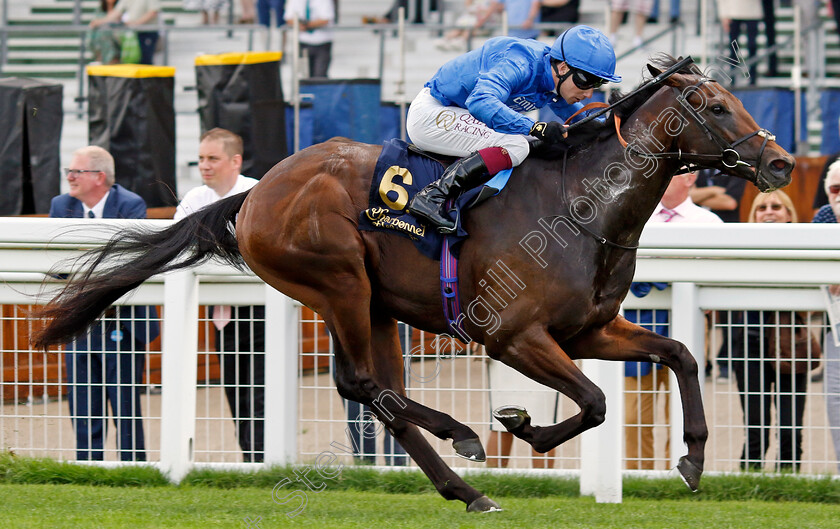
(358, 138), (513, 259)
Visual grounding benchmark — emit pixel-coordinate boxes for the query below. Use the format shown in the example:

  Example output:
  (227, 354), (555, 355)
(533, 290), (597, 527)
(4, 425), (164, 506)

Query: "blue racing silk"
(425, 36), (585, 136)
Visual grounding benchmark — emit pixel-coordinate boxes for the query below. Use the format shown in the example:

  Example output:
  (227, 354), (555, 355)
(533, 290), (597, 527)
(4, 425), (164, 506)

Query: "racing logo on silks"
(435, 110), (457, 130)
(435, 112), (492, 138)
(511, 96), (537, 113)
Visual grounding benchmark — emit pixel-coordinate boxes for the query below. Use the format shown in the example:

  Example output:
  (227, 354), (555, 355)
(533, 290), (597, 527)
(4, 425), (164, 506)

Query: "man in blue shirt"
(405, 24), (620, 233)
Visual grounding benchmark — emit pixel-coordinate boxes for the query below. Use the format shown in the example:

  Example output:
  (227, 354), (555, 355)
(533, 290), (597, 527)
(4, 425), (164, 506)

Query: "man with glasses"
(813, 160), (840, 471)
(49, 145), (159, 461)
(405, 24), (620, 233)
(814, 160), (840, 224)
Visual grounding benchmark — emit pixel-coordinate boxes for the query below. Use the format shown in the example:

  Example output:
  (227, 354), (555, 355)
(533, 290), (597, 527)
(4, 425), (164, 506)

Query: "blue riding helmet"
(549, 25), (622, 83)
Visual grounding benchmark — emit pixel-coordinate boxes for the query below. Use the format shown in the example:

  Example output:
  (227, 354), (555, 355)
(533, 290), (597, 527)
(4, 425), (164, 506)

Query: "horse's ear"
(647, 63), (684, 87)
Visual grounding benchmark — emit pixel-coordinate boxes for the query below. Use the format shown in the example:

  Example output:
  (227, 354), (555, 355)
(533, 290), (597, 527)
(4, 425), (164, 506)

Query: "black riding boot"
(406, 151), (491, 233)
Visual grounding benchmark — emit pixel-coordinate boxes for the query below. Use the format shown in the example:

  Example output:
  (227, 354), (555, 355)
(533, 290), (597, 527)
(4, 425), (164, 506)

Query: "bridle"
(621, 77), (777, 176)
(543, 72), (778, 252)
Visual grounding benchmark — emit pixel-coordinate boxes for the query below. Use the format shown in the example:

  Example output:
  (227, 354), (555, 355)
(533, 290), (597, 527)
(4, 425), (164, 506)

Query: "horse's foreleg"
(486, 326), (607, 454)
(564, 316), (708, 490)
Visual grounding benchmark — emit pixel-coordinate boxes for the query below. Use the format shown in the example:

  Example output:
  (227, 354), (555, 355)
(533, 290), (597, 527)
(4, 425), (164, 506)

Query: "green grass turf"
(2, 452), (839, 504)
(1, 484), (836, 529)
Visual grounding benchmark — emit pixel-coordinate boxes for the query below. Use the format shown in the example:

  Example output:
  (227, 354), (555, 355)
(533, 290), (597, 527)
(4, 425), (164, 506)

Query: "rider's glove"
(529, 121), (567, 144)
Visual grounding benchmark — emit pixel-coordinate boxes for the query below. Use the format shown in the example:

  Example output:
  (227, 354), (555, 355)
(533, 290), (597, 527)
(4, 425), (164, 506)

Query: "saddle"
(357, 139), (513, 260)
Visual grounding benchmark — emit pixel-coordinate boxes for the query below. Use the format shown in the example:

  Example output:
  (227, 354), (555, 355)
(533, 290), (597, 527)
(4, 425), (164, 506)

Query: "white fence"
(2, 218), (840, 503)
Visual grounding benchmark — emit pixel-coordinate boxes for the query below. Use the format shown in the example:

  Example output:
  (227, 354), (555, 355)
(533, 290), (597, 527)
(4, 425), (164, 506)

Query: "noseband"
(623, 78), (776, 175)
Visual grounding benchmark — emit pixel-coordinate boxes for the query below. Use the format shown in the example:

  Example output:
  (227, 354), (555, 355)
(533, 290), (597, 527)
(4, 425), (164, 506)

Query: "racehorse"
(33, 56), (794, 512)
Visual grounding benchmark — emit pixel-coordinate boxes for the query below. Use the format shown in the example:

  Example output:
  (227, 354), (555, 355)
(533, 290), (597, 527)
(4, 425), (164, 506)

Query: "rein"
(542, 145), (640, 252)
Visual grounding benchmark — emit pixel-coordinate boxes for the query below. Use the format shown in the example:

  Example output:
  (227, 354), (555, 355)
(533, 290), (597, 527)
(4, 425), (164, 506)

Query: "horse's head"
(645, 60), (794, 192)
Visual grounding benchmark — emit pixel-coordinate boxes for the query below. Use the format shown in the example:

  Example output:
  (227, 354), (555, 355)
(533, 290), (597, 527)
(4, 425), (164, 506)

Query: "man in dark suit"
(50, 145), (159, 461)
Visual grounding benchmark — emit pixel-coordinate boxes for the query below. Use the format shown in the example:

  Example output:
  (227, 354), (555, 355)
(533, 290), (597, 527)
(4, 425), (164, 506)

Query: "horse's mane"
(531, 54), (700, 159)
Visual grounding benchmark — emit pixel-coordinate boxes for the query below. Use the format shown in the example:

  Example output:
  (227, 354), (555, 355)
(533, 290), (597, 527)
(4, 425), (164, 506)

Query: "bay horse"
(33, 56), (794, 512)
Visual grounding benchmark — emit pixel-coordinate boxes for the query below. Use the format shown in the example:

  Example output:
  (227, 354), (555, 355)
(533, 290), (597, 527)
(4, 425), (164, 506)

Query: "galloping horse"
(33, 56), (794, 511)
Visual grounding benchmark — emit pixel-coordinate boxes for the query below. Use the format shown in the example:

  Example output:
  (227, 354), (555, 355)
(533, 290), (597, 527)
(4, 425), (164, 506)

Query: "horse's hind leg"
(315, 271), (485, 461)
(257, 226), (482, 460)
(563, 316), (708, 490)
(332, 318), (499, 512)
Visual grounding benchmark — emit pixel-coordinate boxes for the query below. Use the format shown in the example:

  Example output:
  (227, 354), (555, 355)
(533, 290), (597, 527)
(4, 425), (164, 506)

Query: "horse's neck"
(555, 122), (677, 247)
(603, 93), (686, 235)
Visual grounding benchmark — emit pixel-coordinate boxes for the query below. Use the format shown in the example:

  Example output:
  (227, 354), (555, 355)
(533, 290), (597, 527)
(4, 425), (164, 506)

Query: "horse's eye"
(711, 104), (726, 115)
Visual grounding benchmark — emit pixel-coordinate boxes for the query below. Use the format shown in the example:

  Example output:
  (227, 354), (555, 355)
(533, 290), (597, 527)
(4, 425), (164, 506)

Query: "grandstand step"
(7, 41), (82, 52)
(7, 14), (177, 25)
(0, 64), (78, 79)
(7, 16), (91, 25)
(5, 30), (81, 39)
(31, 3), (189, 15)
(6, 55), (87, 66)
(30, 5), (97, 15)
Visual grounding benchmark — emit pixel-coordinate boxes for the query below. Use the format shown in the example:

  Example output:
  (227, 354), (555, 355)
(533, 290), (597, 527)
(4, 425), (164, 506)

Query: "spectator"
(722, 190), (817, 471)
(286, 0), (335, 78)
(476, 1), (540, 40)
(487, 357), (557, 468)
(716, 0), (762, 84)
(363, 0), (437, 24)
(540, 0), (580, 37)
(174, 128), (265, 462)
(624, 172), (722, 470)
(433, 0), (497, 51)
(607, 0), (654, 49)
(239, 0), (256, 23)
(50, 145), (159, 461)
(691, 169), (746, 380)
(691, 169), (746, 223)
(89, 0), (160, 65)
(257, 0), (285, 26)
(813, 160), (840, 471)
(185, 0), (230, 25)
(648, 0), (679, 23)
(433, 0), (539, 52)
(761, 0), (778, 77)
(814, 160), (840, 224)
(87, 0), (120, 64)
(811, 118), (840, 213)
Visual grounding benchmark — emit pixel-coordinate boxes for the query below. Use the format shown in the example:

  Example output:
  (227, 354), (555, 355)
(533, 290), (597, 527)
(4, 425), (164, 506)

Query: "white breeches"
(406, 88), (531, 166)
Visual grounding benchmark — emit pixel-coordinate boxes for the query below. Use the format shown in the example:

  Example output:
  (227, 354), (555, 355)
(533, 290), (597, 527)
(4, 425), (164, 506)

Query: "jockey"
(405, 24), (621, 233)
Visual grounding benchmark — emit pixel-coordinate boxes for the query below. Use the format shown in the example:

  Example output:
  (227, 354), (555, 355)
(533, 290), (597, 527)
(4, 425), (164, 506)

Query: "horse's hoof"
(677, 456), (702, 492)
(466, 495), (502, 513)
(453, 437), (486, 462)
(493, 405), (530, 432)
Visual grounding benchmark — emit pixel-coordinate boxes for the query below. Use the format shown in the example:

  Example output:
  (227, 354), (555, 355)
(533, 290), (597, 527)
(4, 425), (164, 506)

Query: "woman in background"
(724, 191), (814, 471)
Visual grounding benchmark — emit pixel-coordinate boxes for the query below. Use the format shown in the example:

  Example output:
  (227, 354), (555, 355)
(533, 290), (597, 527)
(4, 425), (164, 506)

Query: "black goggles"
(570, 68), (607, 90)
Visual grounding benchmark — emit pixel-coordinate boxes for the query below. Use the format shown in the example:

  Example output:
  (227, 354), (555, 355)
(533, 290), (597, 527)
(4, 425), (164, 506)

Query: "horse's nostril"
(771, 159), (788, 171)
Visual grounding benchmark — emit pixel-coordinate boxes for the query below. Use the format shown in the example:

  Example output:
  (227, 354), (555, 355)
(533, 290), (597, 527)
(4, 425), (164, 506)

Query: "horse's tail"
(31, 191), (252, 348)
